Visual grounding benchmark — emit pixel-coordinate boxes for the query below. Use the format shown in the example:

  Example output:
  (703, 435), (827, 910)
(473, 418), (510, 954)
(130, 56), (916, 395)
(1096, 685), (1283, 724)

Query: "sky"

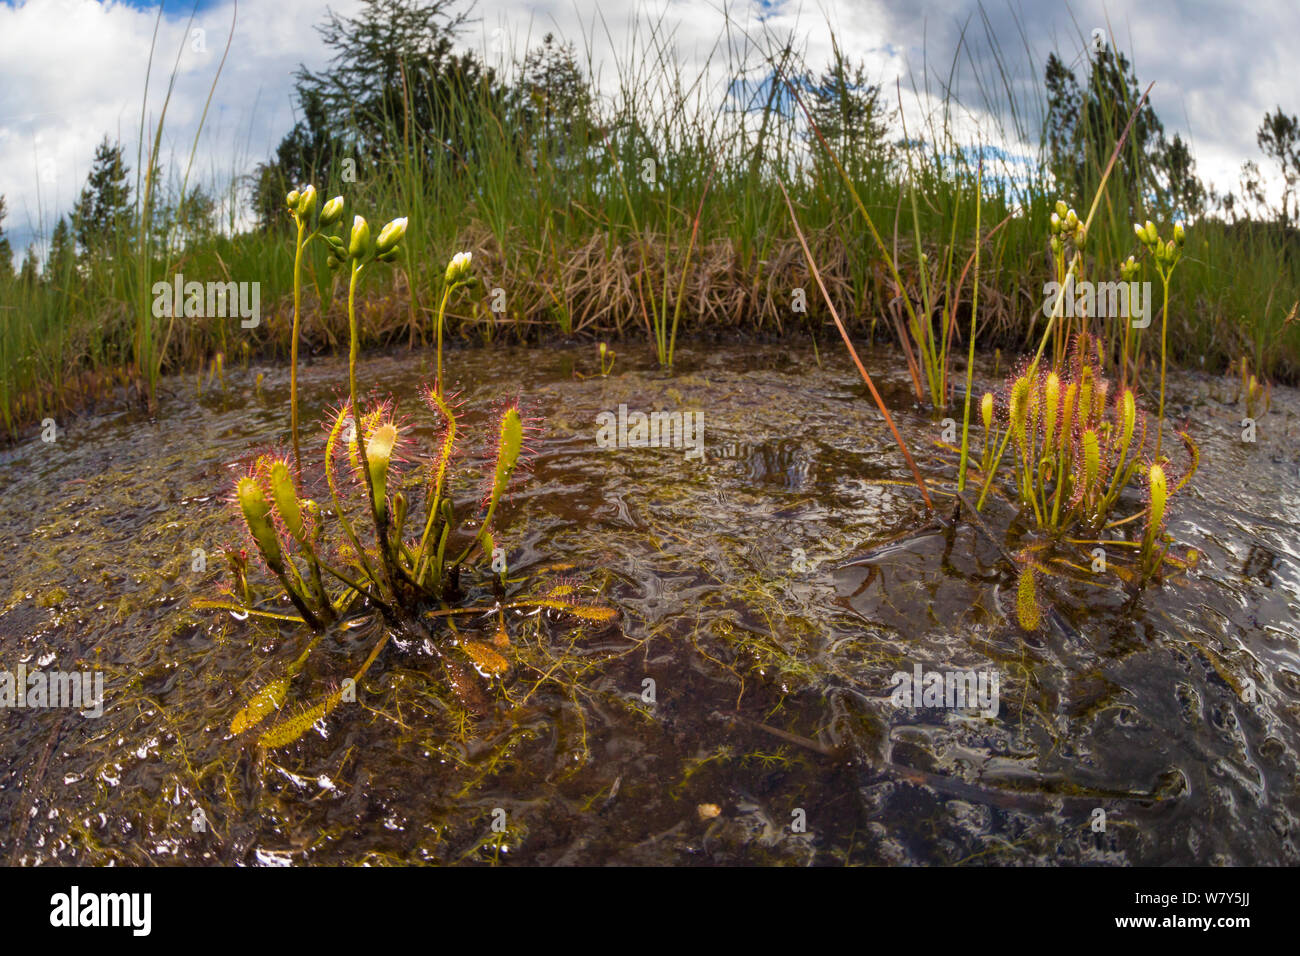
(0, 0), (1296, 264)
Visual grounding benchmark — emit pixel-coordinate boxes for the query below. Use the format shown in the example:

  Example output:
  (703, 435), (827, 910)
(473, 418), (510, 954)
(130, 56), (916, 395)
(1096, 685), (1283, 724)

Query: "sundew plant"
(789, 78), (1203, 630)
(199, 188), (614, 749)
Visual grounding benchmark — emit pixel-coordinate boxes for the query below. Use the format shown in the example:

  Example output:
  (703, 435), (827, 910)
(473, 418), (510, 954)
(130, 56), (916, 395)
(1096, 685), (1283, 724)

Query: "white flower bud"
(375, 216), (408, 254)
(348, 215), (371, 259)
(445, 250), (473, 283)
(319, 196), (345, 228)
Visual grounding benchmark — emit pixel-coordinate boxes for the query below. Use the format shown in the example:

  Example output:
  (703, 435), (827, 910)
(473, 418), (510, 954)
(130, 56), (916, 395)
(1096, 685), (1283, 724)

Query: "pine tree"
(17, 246), (40, 287)
(0, 195), (14, 281)
(1156, 133), (1205, 220)
(72, 136), (132, 253)
(1043, 42), (1172, 210)
(293, 0), (493, 162)
(250, 0), (498, 228)
(1044, 53), (1082, 187)
(1255, 107), (1300, 228)
(44, 216), (76, 284)
(803, 42), (892, 180)
(513, 33), (595, 150)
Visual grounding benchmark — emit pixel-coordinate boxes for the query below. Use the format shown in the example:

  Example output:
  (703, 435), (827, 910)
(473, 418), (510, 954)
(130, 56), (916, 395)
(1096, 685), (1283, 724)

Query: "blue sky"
(1, 0), (1296, 264)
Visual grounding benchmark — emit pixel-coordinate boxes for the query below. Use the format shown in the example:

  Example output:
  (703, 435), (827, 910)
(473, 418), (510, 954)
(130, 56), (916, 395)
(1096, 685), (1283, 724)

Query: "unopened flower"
(296, 185), (318, 221)
(375, 216), (408, 255)
(348, 215), (372, 260)
(319, 196), (344, 228)
(445, 250), (473, 284)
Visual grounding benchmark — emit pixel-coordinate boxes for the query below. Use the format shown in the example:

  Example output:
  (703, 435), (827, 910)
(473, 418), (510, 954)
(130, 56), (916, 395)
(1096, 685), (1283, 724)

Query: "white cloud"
(0, 0), (364, 259)
(0, 0), (1295, 264)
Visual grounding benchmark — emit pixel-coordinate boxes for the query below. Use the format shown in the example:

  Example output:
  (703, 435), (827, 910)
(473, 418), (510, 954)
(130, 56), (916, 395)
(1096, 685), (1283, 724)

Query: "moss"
(37, 587), (69, 609)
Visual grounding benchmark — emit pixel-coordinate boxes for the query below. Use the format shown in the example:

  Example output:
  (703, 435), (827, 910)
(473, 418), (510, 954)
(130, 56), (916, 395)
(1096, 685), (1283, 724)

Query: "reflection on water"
(1, 342), (1298, 865)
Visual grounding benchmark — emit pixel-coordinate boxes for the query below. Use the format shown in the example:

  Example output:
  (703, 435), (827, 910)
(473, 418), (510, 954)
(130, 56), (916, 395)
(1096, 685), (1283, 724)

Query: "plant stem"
(957, 161), (982, 492)
(1156, 273), (1170, 459)
(348, 259), (403, 597)
(434, 283), (451, 398)
(290, 219), (307, 472)
(347, 261), (366, 426)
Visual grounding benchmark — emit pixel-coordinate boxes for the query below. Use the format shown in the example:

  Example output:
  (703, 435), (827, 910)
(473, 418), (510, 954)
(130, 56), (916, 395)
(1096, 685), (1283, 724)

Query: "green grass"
(1, 12), (1297, 437)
